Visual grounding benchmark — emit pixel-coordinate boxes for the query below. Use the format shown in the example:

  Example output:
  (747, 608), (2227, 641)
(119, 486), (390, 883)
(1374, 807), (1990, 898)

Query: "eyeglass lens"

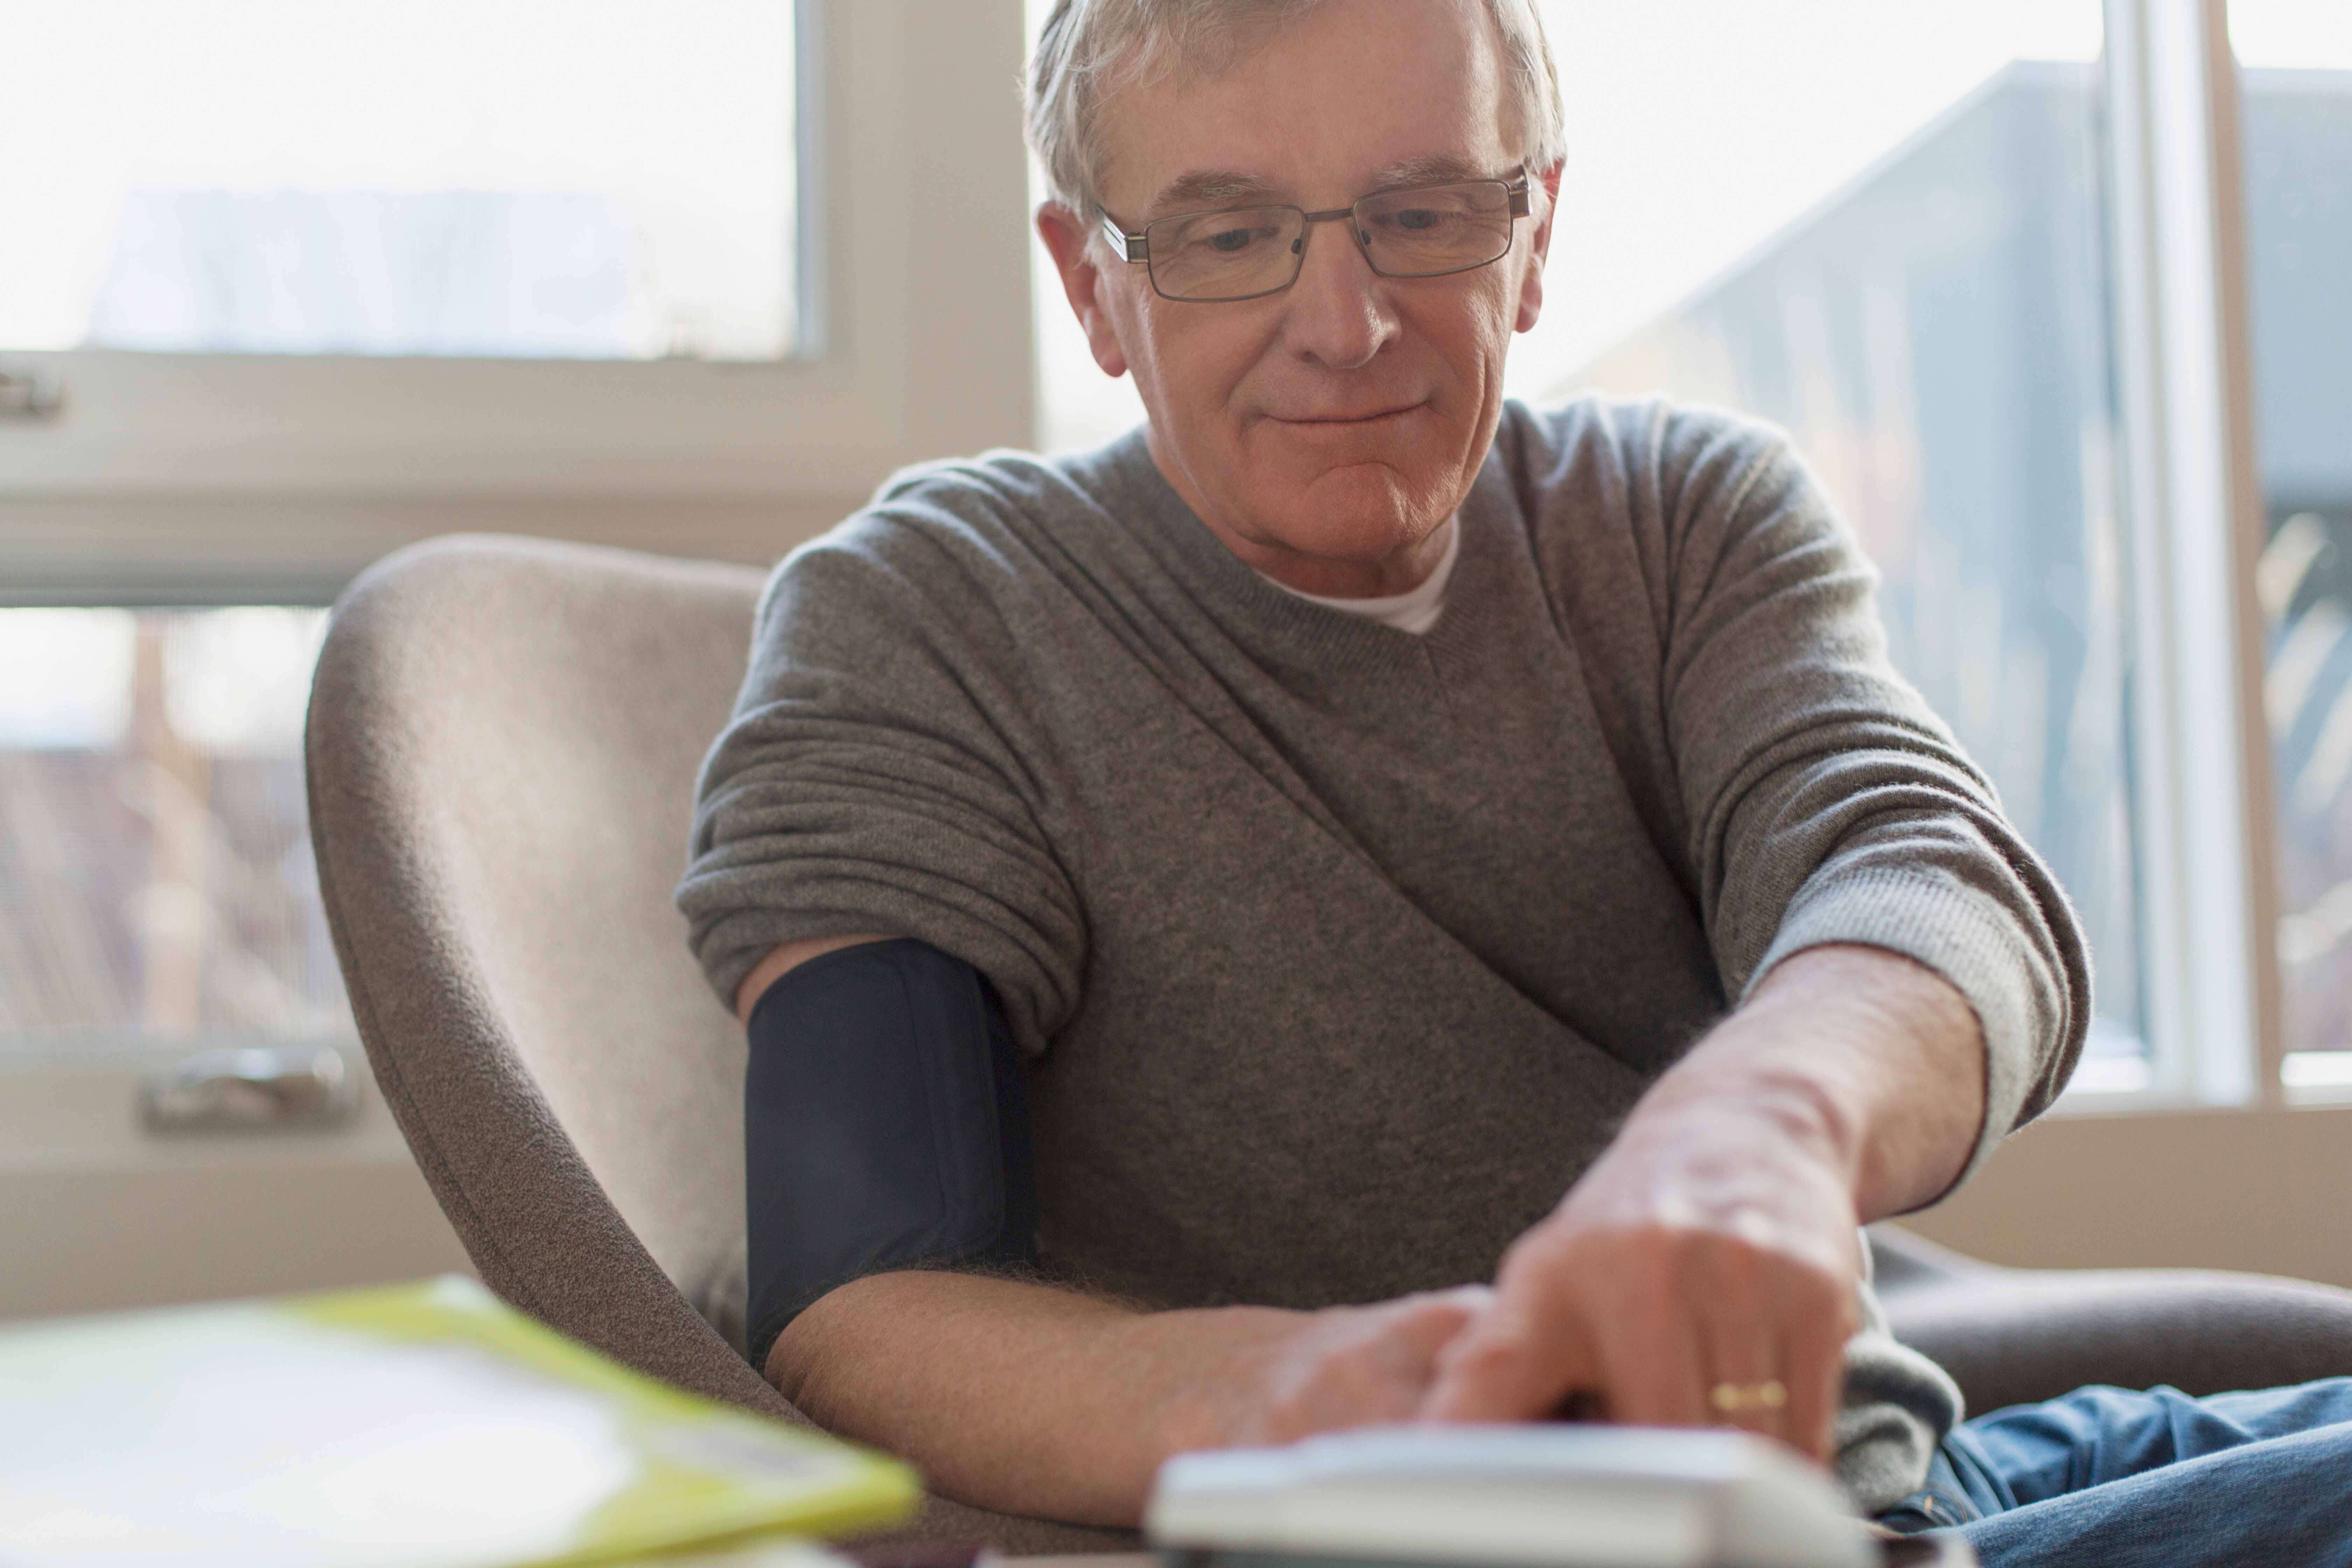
(1144, 180), (1518, 302)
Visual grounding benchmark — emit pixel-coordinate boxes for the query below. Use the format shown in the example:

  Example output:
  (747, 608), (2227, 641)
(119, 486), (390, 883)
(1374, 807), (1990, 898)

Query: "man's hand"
(1418, 1095), (1861, 1456)
(1419, 944), (1985, 1461)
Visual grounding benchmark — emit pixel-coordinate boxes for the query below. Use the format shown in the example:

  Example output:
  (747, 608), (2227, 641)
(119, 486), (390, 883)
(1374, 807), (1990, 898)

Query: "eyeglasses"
(1099, 168), (1533, 303)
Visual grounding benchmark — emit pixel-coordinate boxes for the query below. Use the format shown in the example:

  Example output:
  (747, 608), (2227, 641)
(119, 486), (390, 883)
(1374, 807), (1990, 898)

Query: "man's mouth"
(1263, 403), (1424, 426)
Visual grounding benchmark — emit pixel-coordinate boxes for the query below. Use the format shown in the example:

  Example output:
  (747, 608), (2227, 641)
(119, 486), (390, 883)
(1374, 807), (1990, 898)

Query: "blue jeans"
(1877, 1380), (2352, 1566)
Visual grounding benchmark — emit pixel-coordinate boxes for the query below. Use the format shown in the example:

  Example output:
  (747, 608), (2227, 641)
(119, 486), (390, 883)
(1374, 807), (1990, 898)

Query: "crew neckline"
(1257, 514), (1460, 636)
(1093, 425), (1505, 671)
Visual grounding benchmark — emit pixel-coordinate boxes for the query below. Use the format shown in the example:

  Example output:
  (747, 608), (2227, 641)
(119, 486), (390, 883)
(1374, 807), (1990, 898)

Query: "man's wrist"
(1654, 944), (1984, 1217)
(1627, 1032), (1866, 1190)
(1136, 1305), (1303, 1466)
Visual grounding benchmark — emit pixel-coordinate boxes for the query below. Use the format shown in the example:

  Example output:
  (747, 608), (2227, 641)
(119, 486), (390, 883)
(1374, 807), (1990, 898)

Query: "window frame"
(2095, 0), (2286, 1111)
(0, 0), (1040, 603)
(0, 0), (1040, 1223)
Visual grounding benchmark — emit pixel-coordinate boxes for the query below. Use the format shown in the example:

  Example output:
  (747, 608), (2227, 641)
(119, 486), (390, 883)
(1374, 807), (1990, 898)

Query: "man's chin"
(1296, 444), (1461, 518)
(1191, 416), (1468, 557)
(1242, 469), (1451, 562)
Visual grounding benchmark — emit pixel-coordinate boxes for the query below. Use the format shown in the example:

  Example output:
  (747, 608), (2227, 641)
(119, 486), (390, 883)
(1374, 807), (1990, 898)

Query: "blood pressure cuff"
(742, 938), (1036, 1375)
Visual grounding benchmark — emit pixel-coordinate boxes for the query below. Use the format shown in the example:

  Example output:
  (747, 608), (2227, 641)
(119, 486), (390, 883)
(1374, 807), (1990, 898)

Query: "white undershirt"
(1258, 514), (1460, 636)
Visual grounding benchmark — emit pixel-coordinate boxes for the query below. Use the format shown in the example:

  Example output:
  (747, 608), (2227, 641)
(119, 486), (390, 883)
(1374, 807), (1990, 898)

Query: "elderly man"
(680, 1), (2352, 1563)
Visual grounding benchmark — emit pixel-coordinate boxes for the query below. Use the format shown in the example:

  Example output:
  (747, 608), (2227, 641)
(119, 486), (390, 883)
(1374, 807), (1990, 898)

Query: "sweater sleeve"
(676, 504), (1087, 1058)
(1654, 409), (2090, 1186)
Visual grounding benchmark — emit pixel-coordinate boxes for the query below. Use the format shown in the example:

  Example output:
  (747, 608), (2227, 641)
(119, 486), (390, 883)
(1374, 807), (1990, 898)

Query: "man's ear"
(1036, 202), (1131, 379)
(1514, 161), (1564, 336)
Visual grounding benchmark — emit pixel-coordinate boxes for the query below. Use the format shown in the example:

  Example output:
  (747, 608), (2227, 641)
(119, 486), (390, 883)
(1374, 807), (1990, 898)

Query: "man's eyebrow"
(1362, 154), (1494, 192)
(1148, 169), (1286, 215)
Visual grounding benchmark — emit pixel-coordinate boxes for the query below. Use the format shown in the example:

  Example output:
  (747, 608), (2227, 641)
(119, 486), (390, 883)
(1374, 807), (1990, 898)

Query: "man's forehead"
(1148, 154), (1499, 217)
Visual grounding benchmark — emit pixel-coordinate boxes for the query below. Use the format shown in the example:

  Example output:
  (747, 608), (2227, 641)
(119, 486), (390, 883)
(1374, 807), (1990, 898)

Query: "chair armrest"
(1883, 1266), (2352, 1414)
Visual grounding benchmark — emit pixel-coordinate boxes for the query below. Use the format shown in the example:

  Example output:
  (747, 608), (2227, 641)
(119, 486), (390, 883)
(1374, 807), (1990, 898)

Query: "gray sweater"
(680, 397), (2090, 1514)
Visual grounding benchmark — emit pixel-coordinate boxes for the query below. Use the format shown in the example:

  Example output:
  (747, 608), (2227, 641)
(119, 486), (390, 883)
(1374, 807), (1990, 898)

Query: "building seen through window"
(1548, 55), (2352, 1090)
(2234, 4), (2352, 1091)
(0, 610), (349, 1051)
(1552, 59), (2144, 1082)
(1524, 7), (2352, 1095)
(0, 0), (800, 361)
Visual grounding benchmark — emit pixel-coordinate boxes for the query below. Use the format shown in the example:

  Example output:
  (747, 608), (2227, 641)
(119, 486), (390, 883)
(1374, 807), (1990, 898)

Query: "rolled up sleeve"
(678, 523), (1085, 1057)
(1660, 421), (2090, 1185)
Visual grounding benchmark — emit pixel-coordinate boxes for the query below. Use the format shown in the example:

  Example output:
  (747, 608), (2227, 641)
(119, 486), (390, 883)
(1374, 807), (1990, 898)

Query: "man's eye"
(1390, 209), (1447, 233)
(1204, 226), (1263, 253)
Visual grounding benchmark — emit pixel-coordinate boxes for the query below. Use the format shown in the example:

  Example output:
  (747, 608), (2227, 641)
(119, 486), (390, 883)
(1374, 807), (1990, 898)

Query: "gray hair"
(1026, 0), (1565, 220)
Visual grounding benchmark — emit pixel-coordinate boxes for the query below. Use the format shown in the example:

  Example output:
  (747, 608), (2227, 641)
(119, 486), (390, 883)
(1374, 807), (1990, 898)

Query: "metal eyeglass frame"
(1098, 167), (1533, 303)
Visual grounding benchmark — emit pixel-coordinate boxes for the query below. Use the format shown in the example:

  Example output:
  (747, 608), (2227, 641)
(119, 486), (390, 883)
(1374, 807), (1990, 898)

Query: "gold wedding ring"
(1708, 1380), (1788, 1415)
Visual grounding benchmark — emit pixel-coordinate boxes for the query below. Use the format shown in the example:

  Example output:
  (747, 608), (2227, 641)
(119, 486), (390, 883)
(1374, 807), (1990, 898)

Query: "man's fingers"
(1752, 1237), (1853, 1462)
(1776, 1289), (1852, 1462)
(1418, 1298), (1596, 1422)
(1584, 1271), (1710, 1431)
(1359, 1287), (1498, 1403)
(1386, 1284), (1496, 1356)
(1697, 1317), (1789, 1444)
(1239, 1289), (1502, 1444)
(1691, 1239), (1790, 1446)
(1418, 1223), (1860, 1458)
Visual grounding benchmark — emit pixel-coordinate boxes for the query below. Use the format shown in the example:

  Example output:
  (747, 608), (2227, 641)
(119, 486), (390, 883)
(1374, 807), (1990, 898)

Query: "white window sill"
(0, 1045), (414, 1176)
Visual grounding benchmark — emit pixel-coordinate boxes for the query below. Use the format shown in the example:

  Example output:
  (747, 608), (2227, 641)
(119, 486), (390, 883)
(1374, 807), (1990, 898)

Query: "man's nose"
(1277, 217), (1398, 371)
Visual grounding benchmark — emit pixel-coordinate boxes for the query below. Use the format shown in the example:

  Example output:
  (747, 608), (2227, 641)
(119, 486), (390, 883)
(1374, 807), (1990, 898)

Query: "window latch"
(0, 361), (64, 420)
(140, 1045), (360, 1133)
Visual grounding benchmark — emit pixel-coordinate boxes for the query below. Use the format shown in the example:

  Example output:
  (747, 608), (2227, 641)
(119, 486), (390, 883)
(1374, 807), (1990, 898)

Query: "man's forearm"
(772, 1270), (1487, 1527)
(775, 1271), (1270, 1525)
(1638, 942), (1987, 1220)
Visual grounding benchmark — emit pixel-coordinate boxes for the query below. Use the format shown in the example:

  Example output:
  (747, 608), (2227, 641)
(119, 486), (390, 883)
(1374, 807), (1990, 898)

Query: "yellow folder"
(0, 1275), (920, 1567)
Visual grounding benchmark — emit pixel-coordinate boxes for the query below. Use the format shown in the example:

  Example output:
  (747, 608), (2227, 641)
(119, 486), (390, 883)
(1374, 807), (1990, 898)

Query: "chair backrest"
(306, 533), (782, 1415)
(309, 532), (1140, 1553)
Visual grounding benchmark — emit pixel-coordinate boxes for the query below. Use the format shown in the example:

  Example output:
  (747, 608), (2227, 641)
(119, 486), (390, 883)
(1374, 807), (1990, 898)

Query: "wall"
(0, 1056), (469, 1320)
(1904, 1103), (2352, 1288)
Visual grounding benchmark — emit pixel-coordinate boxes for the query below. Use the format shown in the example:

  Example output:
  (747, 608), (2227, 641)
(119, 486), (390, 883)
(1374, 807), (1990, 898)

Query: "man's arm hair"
(1646, 942), (1986, 1223)
(774, 1268), (1486, 1527)
(772, 1270), (1260, 1526)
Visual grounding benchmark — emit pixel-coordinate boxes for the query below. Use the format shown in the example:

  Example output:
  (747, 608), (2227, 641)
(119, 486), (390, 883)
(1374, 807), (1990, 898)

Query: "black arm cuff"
(742, 938), (1036, 1375)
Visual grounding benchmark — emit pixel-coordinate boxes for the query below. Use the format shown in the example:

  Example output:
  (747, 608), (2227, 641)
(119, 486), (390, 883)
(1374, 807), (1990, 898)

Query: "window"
(0, 609), (346, 1051)
(1, 0), (1047, 1021)
(6, 2), (798, 363)
(2233, 5), (2352, 1095)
